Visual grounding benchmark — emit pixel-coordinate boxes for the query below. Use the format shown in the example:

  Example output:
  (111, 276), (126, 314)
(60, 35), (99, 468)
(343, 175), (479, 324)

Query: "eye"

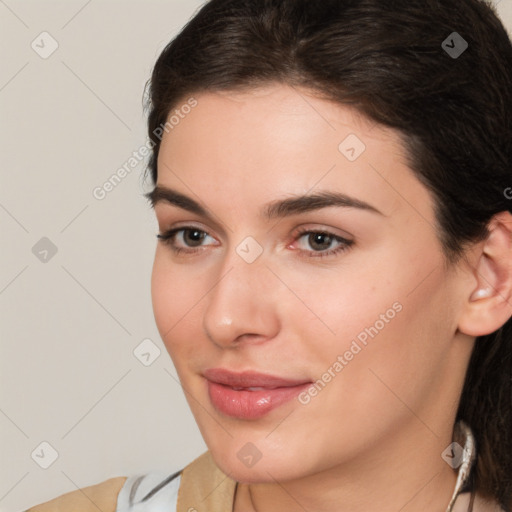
(292, 229), (353, 258)
(157, 227), (217, 253)
(156, 226), (353, 259)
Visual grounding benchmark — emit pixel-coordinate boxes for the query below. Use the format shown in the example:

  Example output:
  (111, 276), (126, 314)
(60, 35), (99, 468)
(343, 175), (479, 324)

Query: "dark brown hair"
(145, 0), (512, 508)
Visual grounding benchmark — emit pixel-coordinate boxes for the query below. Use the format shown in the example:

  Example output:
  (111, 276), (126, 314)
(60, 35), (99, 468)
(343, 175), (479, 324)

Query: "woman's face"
(150, 84), (473, 483)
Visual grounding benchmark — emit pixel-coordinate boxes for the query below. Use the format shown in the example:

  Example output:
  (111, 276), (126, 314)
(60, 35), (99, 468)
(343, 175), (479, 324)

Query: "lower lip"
(207, 380), (311, 419)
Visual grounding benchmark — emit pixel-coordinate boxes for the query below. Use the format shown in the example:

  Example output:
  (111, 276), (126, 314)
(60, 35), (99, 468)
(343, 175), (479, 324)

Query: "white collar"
(446, 420), (477, 512)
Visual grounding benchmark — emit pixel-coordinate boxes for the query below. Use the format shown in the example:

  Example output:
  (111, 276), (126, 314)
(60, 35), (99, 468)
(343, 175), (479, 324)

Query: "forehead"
(156, 84), (433, 223)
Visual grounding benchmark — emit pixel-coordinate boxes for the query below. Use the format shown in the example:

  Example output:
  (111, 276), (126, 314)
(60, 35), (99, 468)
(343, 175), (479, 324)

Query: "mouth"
(203, 368), (312, 420)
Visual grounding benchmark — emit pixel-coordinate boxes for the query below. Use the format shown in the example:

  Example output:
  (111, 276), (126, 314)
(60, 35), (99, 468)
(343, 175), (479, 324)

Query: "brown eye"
(183, 229), (207, 247)
(308, 232), (334, 251)
(293, 229), (354, 259)
(156, 227), (216, 253)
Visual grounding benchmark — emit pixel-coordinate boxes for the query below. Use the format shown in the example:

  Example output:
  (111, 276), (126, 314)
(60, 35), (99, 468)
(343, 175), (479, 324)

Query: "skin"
(150, 84), (512, 512)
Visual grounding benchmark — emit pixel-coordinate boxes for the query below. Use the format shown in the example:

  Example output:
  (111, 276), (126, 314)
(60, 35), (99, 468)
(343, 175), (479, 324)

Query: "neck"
(234, 418), (459, 512)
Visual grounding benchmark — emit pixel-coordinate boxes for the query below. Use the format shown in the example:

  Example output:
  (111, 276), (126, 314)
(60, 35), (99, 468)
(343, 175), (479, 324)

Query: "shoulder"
(117, 452), (235, 512)
(25, 471), (183, 512)
(25, 453), (230, 512)
(25, 477), (127, 512)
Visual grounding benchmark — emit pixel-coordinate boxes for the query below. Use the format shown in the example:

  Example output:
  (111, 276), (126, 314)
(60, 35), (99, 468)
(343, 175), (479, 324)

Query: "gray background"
(1, 1), (511, 511)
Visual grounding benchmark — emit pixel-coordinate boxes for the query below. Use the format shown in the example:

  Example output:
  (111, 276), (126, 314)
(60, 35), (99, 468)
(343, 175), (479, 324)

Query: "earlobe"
(458, 211), (512, 337)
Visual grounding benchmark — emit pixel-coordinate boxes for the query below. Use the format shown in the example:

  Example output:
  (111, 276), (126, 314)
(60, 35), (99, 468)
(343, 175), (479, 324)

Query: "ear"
(458, 211), (512, 337)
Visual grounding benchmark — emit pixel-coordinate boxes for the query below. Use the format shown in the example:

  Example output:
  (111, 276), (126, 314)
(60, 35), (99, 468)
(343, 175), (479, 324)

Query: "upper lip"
(203, 368), (311, 389)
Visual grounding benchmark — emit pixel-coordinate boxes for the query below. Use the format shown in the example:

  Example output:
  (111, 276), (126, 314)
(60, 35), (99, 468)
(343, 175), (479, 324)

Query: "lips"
(203, 368), (312, 419)
(203, 368), (310, 388)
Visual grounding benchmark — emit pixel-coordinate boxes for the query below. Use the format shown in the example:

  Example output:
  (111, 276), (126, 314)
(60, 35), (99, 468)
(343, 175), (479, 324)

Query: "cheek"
(271, 246), (404, 350)
(291, 238), (452, 382)
(151, 253), (173, 334)
(151, 251), (203, 359)
(306, 259), (455, 421)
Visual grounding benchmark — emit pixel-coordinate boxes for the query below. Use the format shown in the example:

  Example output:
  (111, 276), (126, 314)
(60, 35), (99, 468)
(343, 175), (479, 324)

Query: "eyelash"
(156, 226), (354, 259)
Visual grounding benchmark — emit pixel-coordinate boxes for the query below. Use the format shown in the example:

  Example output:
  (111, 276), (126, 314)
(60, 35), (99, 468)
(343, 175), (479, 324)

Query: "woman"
(27, 0), (512, 511)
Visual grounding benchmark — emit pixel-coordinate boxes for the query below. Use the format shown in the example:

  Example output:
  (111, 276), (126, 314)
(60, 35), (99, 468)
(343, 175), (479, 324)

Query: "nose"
(202, 255), (280, 349)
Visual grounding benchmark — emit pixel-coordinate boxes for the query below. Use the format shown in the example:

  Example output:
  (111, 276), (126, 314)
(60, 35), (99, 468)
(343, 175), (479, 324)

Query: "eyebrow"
(145, 186), (384, 220)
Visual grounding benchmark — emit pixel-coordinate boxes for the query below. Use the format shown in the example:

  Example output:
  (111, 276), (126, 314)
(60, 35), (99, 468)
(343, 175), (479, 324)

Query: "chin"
(210, 446), (306, 484)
